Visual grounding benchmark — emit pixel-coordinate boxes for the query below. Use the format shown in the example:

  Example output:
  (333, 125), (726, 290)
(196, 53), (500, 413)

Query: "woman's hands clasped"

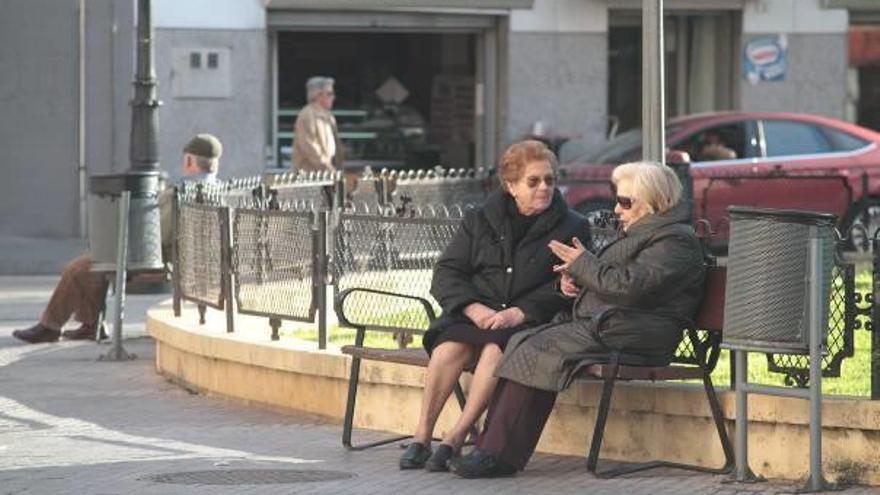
(463, 302), (525, 330)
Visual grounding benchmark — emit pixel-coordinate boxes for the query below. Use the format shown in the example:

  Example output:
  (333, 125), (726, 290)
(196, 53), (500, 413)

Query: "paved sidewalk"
(0, 237), (87, 275)
(1, 276), (878, 494)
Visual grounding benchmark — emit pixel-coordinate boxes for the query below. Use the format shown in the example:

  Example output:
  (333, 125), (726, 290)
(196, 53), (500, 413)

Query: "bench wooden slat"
(582, 363), (705, 381)
(341, 346), (430, 367)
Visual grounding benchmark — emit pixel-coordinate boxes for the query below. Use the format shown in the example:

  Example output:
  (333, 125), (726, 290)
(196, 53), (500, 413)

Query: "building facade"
(0, 0), (872, 240)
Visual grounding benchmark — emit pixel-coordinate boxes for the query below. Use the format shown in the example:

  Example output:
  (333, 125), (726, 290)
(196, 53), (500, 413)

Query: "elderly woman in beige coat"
(450, 161), (706, 478)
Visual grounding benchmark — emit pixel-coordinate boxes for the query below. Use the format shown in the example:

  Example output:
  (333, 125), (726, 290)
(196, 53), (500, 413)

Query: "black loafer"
(399, 442), (432, 470)
(12, 324), (60, 344)
(425, 443), (458, 472)
(450, 449), (517, 478)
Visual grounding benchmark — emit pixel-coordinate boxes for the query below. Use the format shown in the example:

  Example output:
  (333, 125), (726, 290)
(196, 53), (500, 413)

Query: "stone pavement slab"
(1, 276), (878, 495)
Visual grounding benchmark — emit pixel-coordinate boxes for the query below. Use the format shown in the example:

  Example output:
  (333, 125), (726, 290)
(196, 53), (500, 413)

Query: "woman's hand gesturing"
(549, 237), (587, 273)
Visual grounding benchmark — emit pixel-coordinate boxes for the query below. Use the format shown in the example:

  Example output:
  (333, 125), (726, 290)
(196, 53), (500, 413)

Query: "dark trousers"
(477, 378), (557, 470)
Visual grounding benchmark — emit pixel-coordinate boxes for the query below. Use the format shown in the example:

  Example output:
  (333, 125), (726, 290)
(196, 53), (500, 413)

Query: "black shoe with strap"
(425, 443), (459, 472)
(399, 442), (432, 470)
(12, 324), (60, 344)
(450, 449), (517, 478)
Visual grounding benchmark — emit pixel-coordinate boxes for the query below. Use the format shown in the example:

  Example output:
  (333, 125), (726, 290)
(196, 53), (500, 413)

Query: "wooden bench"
(335, 266), (734, 477)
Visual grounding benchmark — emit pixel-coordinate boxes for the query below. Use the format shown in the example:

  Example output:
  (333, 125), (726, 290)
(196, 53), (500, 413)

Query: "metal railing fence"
(170, 168), (880, 398)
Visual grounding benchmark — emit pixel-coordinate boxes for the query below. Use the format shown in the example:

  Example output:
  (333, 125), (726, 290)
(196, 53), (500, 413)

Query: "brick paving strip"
(0, 278), (877, 494)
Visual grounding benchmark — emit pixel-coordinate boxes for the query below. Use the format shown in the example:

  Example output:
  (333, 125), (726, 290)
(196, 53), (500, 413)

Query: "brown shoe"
(62, 324), (106, 341)
(12, 324), (60, 344)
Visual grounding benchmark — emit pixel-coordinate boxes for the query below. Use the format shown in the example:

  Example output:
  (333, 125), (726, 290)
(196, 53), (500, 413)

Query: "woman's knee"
(479, 343), (503, 361)
(430, 341), (473, 366)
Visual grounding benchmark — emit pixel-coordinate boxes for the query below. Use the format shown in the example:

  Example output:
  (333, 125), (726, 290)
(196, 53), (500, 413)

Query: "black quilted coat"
(423, 189), (587, 351)
(495, 201), (705, 392)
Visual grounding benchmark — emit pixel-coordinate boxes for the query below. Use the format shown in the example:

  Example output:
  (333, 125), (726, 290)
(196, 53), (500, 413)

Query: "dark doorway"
(858, 66), (880, 131)
(277, 32), (476, 169)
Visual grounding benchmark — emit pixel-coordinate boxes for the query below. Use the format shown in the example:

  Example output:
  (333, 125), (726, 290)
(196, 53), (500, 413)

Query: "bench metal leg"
(342, 329), (411, 451)
(586, 356), (618, 474)
(702, 372), (735, 473)
(588, 367), (736, 478)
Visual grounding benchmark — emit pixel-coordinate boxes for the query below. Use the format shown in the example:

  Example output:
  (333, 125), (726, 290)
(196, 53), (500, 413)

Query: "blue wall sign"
(743, 34), (787, 84)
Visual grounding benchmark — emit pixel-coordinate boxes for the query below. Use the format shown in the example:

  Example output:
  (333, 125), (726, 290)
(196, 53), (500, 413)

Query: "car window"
(586, 129), (641, 163)
(675, 123), (747, 162)
(559, 124), (681, 165)
(820, 126), (871, 152)
(763, 120), (832, 157)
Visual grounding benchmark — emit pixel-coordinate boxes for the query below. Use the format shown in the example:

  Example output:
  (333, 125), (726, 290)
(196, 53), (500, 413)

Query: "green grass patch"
(282, 304), (427, 349)
(285, 324), (424, 349)
(708, 268), (874, 397)
(285, 269), (876, 396)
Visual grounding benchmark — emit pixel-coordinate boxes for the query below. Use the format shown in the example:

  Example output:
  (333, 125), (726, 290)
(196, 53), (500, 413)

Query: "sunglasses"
(616, 195), (636, 210)
(523, 175), (557, 188)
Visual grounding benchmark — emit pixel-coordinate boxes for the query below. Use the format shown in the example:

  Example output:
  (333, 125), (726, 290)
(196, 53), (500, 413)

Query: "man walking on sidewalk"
(12, 133), (223, 344)
(291, 76), (344, 172)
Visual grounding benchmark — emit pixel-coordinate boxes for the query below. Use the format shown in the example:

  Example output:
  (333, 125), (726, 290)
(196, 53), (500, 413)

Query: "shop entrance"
(275, 32), (476, 170)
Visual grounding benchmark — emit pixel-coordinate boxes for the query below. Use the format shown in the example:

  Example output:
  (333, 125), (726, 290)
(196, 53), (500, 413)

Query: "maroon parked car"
(558, 111), (880, 249)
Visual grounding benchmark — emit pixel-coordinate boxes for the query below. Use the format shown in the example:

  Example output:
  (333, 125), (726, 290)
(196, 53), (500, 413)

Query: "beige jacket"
(291, 102), (344, 172)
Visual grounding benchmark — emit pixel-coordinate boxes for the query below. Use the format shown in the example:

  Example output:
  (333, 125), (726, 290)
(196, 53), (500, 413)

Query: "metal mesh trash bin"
(722, 206), (837, 491)
(88, 172), (164, 272)
(723, 206), (837, 354)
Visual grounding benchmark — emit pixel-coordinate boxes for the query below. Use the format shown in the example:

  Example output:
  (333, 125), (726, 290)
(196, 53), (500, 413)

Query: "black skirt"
(423, 319), (529, 354)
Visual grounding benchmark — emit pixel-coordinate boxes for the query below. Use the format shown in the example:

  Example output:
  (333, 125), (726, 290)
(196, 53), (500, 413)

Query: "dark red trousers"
(476, 378), (558, 470)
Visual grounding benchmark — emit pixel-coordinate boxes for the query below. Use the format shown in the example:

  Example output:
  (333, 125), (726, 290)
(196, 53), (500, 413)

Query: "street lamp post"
(89, 0), (163, 274)
(130, 0), (160, 174)
(89, 0), (163, 361)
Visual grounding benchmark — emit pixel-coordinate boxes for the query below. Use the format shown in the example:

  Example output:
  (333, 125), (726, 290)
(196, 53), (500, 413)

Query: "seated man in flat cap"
(12, 134), (223, 344)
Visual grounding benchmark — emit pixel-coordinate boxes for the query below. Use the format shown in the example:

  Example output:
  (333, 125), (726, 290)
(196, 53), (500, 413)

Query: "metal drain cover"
(145, 469), (354, 485)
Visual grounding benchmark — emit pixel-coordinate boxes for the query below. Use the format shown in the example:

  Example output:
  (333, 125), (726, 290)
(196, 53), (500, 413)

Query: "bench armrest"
(334, 287), (437, 332)
(682, 327), (723, 372)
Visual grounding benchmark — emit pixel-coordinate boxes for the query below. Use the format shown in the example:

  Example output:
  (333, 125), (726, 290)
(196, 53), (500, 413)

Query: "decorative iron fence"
(232, 207), (323, 340)
(170, 168), (880, 399)
(333, 211), (462, 336)
(174, 201), (227, 325)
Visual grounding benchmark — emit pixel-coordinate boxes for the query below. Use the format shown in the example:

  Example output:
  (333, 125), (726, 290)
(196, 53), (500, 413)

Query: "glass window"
(821, 126), (870, 152)
(675, 123), (746, 162)
(559, 124), (680, 165)
(763, 120), (832, 157)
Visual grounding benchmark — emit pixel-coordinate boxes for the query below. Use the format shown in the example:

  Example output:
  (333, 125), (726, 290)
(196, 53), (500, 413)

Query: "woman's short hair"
(497, 140), (559, 191)
(306, 76), (334, 102)
(611, 161), (682, 214)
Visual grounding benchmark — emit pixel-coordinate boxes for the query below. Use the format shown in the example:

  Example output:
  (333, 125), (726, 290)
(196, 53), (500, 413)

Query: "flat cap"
(183, 133), (223, 159)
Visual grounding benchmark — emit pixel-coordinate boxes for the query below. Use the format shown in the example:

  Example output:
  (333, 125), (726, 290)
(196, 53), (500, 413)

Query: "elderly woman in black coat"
(398, 140), (588, 471)
(450, 161), (706, 478)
